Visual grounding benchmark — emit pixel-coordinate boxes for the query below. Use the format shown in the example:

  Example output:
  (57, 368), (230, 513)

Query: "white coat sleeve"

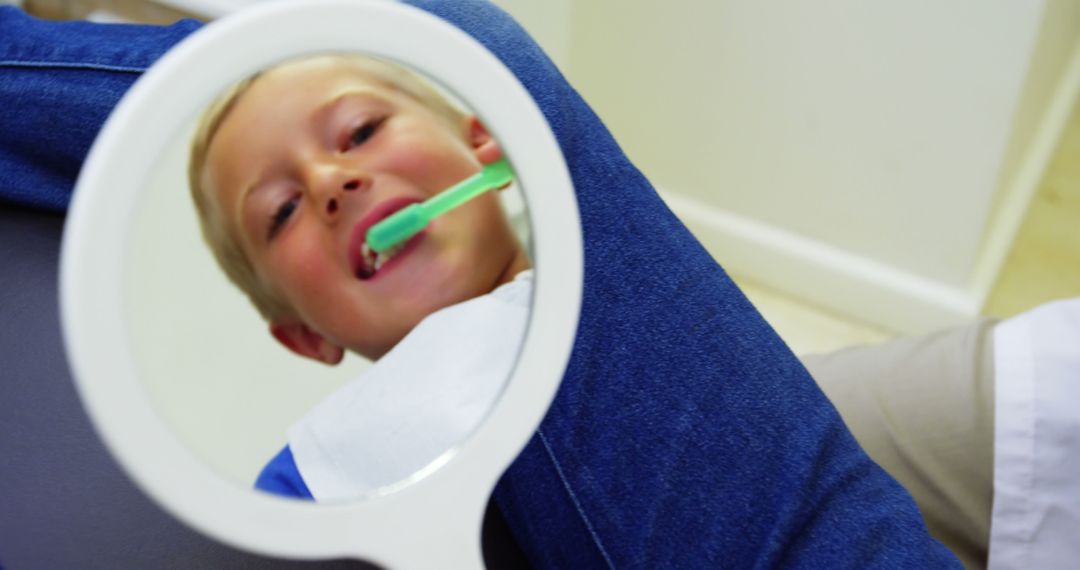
(988, 298), (1080, 569)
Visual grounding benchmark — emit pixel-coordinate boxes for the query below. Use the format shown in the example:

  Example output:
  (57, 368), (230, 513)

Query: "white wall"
(973, 0), (1080, 303)
(491, 0), (574, 72)
(556, 1), (1067, 333)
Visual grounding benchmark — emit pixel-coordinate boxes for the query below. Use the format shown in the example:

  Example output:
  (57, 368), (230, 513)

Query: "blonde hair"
(188, 54), (468, 321)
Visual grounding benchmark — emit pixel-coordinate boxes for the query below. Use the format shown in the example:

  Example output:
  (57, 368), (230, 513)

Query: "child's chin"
(403, 281), (477, 320)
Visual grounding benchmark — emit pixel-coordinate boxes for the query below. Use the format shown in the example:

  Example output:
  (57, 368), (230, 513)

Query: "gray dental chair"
(0, 204), (527, 569)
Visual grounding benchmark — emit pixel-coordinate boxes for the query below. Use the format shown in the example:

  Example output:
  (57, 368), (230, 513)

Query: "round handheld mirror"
(60, 1), (581, 567)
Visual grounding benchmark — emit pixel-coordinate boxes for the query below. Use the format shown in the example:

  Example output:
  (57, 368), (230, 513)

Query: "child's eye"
(268, 197), (299, 240)
(346, 117), (386, 150)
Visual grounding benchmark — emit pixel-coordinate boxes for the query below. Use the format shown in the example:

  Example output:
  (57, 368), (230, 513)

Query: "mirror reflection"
(125, 52), (533, 503)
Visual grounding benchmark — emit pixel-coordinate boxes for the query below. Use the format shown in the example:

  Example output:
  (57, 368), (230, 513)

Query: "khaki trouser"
(802, 320), (996, 570)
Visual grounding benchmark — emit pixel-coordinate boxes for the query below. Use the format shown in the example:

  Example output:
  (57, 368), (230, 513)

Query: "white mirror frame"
(60, 1), (582, 567)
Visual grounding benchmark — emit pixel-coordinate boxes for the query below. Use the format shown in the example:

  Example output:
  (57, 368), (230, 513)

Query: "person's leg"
(414, 1), (959, 567)
(0, 6), (200, 212)
(802, 321), (996, 569)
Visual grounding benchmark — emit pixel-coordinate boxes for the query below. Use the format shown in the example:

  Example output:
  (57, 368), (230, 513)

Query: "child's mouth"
(356, 240), (406, 279)
(350, 197), (424, 281)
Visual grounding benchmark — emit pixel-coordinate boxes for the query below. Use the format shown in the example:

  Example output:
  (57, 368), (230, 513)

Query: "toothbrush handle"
(366, 159), (515, 253)
(420, 158), (514, 219)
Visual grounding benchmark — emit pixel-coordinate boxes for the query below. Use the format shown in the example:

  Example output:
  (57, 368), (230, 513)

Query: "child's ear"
(464, 116), (502, 166)
(269, 320), (344, 365)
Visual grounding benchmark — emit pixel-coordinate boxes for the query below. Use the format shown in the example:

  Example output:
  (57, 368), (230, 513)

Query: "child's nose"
(309, 163), (368, 215)
(325, 178), (366, 214)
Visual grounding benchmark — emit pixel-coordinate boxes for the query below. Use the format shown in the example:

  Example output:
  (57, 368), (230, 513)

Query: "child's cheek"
(276, 233), (340, 298)
(379, 121), (475, 189)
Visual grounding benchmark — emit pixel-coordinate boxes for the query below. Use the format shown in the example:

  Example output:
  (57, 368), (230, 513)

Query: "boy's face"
(202, 57), (529, 362)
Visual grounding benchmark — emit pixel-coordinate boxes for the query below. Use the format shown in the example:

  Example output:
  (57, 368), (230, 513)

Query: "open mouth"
(349, 197), (423, 281)
(356, 240), (408, 279)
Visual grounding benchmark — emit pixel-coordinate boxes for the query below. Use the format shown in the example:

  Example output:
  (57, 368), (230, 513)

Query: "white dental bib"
(289, 271), (533, 501)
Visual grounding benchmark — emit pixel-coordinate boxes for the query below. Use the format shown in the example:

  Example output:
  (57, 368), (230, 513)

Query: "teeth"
(359, 241), (405, 277)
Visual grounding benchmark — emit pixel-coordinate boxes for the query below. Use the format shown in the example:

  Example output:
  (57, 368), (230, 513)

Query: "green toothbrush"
(365, 158), (515, 253)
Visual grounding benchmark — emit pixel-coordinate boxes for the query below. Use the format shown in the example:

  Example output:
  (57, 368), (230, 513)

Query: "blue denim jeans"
(0, 9), (199, 212)
(0, 3), (959, 568)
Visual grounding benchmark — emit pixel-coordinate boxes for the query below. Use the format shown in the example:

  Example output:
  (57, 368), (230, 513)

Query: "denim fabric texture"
(0, 8), (199, 211)
(408, 2), (959, 568)
(0, 3), (960, 568)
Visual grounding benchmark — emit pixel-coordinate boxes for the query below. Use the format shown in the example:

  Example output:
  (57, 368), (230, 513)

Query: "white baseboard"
(659, 191), (980, 335)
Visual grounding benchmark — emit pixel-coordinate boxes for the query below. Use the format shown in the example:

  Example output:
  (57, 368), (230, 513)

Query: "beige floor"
(985, 96), (1080, 319)
(740, 95), (1080, 357)
(733, 277), (894, 356)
